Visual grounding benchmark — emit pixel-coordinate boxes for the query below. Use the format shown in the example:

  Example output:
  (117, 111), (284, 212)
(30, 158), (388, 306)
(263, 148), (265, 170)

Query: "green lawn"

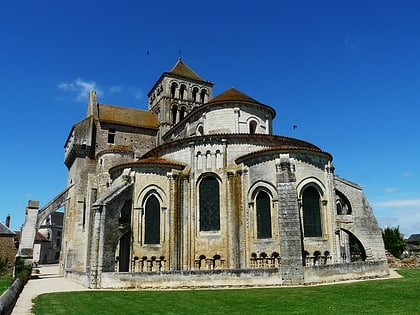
(32, 269), (420, 315)
(0, 275), (13, 294)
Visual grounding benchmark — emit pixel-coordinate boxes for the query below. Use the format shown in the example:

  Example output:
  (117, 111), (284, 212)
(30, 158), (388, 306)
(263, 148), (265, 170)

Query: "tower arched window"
(172, 105), (178, 124)
(170, 82), (178, 98)
(200, 89), (207, 103)
(249, 120), (257, 134)
(199, 176), (220, 231)
(302, 186), (322, 237)
(256, 191), (272, 239)
(179, 84), (186, 100)
(192, 87), (199, 102)
(144, 195), (160, 244)
(179, 106), (186, 121)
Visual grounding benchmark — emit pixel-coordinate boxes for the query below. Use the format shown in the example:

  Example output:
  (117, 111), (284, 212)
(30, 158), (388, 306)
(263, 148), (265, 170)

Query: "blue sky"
(1, 1), (419, 237)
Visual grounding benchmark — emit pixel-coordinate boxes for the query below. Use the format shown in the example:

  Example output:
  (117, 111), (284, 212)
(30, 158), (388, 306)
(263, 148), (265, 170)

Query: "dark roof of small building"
(98, 104), (158, 129)
(407, 234), (420, 243)
(167, 59), (205, 82)
(0, 222), (15, 235)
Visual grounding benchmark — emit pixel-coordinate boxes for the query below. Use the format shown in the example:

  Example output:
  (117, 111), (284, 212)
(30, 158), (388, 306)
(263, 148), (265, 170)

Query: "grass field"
(0, 275), (12, 295)
(32, 269), (420, 315)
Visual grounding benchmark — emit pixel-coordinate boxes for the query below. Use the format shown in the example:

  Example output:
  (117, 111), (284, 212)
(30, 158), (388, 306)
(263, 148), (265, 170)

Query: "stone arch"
(337, 228), (367, 262)
(335, 189), (352, 215)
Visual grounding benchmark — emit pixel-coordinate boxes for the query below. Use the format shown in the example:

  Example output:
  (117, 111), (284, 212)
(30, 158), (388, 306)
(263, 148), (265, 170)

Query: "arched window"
(197, 125), (204, 136)
(171, 105), (178, 124)
(179, 106), (186, 121)
(336, 190), (352, 215)
(144, 195), (160, 244)
(249, 120), (257, 134)
(179, 84), (186, 100)
(302, 186), (322, 237)
(192, 87), (199, 102)
(199, 177), (220, 231)
(170, 82), (177, 98)
(200, 89), (207, 103)
(256, 191), (272, 239)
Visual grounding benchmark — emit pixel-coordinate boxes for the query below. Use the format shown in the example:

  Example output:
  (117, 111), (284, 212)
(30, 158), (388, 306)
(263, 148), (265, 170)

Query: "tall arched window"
(192, 87), (199, 102)
(170, 82), (177, 98)
(302, 186), (322, 237)
(249, 120), (257, 134)
(256, 191), (272, 239)
(199, 177), (220, 231)
(171, 105), (178, 124)
(179, 84), (186, 100)
(200, 89), (207, 103)
(144, 195), (160, 244)
(179, 106), (186, 121)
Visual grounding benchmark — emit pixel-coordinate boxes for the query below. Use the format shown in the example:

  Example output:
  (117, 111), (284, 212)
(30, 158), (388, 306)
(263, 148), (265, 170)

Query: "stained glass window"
(256, 191), (272, 239)
(303, 186), (322, 237)
(144, 195), (160, 244)
(199, 177), (220, 231)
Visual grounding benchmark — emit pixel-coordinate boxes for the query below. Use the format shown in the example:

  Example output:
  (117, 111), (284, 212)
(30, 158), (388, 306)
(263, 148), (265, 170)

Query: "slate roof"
(407, 234), (420, 243)
(98, 104), (158, 129)
(0, 222), (15, 235)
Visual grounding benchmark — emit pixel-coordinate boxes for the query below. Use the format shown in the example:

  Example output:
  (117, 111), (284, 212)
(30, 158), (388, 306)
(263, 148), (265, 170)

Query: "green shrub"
(382, 226), (406, 258)
(0, 256), (10, 276)
(14, 257), (32, 283)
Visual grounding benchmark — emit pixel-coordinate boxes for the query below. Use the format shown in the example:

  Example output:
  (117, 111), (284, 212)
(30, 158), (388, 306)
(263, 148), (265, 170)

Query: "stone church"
(61, 59), (388, 288)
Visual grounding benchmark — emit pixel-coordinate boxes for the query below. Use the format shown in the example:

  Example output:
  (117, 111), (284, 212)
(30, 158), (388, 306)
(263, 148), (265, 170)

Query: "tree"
(382, 226), (406, 258)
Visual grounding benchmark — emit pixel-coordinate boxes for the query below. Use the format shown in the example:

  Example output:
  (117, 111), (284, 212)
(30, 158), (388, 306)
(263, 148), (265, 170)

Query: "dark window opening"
(108, 128), (116, 144)
(249, 120), (257, 134)
(145, 195), (160, 244)
(180, 107), (186, 121)
(192, 87), (198, 102)
(179, 84), (186, 100)
(200, 89), (207, 103)
(256, 191), (272, 238)
(199, 177), (220, 231)
(172, 105), (178, 124)
(170, 83), (177, 98)
(302, 186), (322, 237)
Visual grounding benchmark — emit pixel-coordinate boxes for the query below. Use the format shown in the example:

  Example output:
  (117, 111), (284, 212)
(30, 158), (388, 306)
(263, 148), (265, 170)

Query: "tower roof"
(167, 59), (206, 82)
(206, 87), (276, 118)
(208, 87), (261, 104)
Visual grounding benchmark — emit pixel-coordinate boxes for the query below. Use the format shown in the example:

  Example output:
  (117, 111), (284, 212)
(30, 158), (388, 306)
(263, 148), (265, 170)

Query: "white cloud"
(58, 78), (101, 101)
(374, 199), (420, 208)
(129, 88), (144, 101)
(384, 187), (398, 193)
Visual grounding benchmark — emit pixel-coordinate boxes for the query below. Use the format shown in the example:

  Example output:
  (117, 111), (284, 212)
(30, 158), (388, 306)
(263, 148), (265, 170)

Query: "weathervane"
(178, 49), (182, 61)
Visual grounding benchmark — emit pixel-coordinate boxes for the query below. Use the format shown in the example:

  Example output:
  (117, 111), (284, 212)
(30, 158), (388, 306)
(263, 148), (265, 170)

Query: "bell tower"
(147, 59), (213, 143)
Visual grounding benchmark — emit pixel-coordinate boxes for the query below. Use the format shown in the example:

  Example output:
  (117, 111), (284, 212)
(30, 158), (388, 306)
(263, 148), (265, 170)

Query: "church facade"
(61, 60), (389, 288)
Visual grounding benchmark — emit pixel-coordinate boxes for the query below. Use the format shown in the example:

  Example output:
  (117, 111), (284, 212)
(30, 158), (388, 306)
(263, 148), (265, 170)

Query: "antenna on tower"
(178, 49), (182, 61)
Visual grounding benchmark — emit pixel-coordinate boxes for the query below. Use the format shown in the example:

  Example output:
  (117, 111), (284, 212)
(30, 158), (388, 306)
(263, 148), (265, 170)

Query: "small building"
(0, 215), (17, 272)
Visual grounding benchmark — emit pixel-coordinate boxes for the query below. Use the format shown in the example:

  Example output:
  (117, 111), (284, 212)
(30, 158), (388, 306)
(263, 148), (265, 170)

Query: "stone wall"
(0, 236), (16, 271)
(303, 260), (389, 284)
